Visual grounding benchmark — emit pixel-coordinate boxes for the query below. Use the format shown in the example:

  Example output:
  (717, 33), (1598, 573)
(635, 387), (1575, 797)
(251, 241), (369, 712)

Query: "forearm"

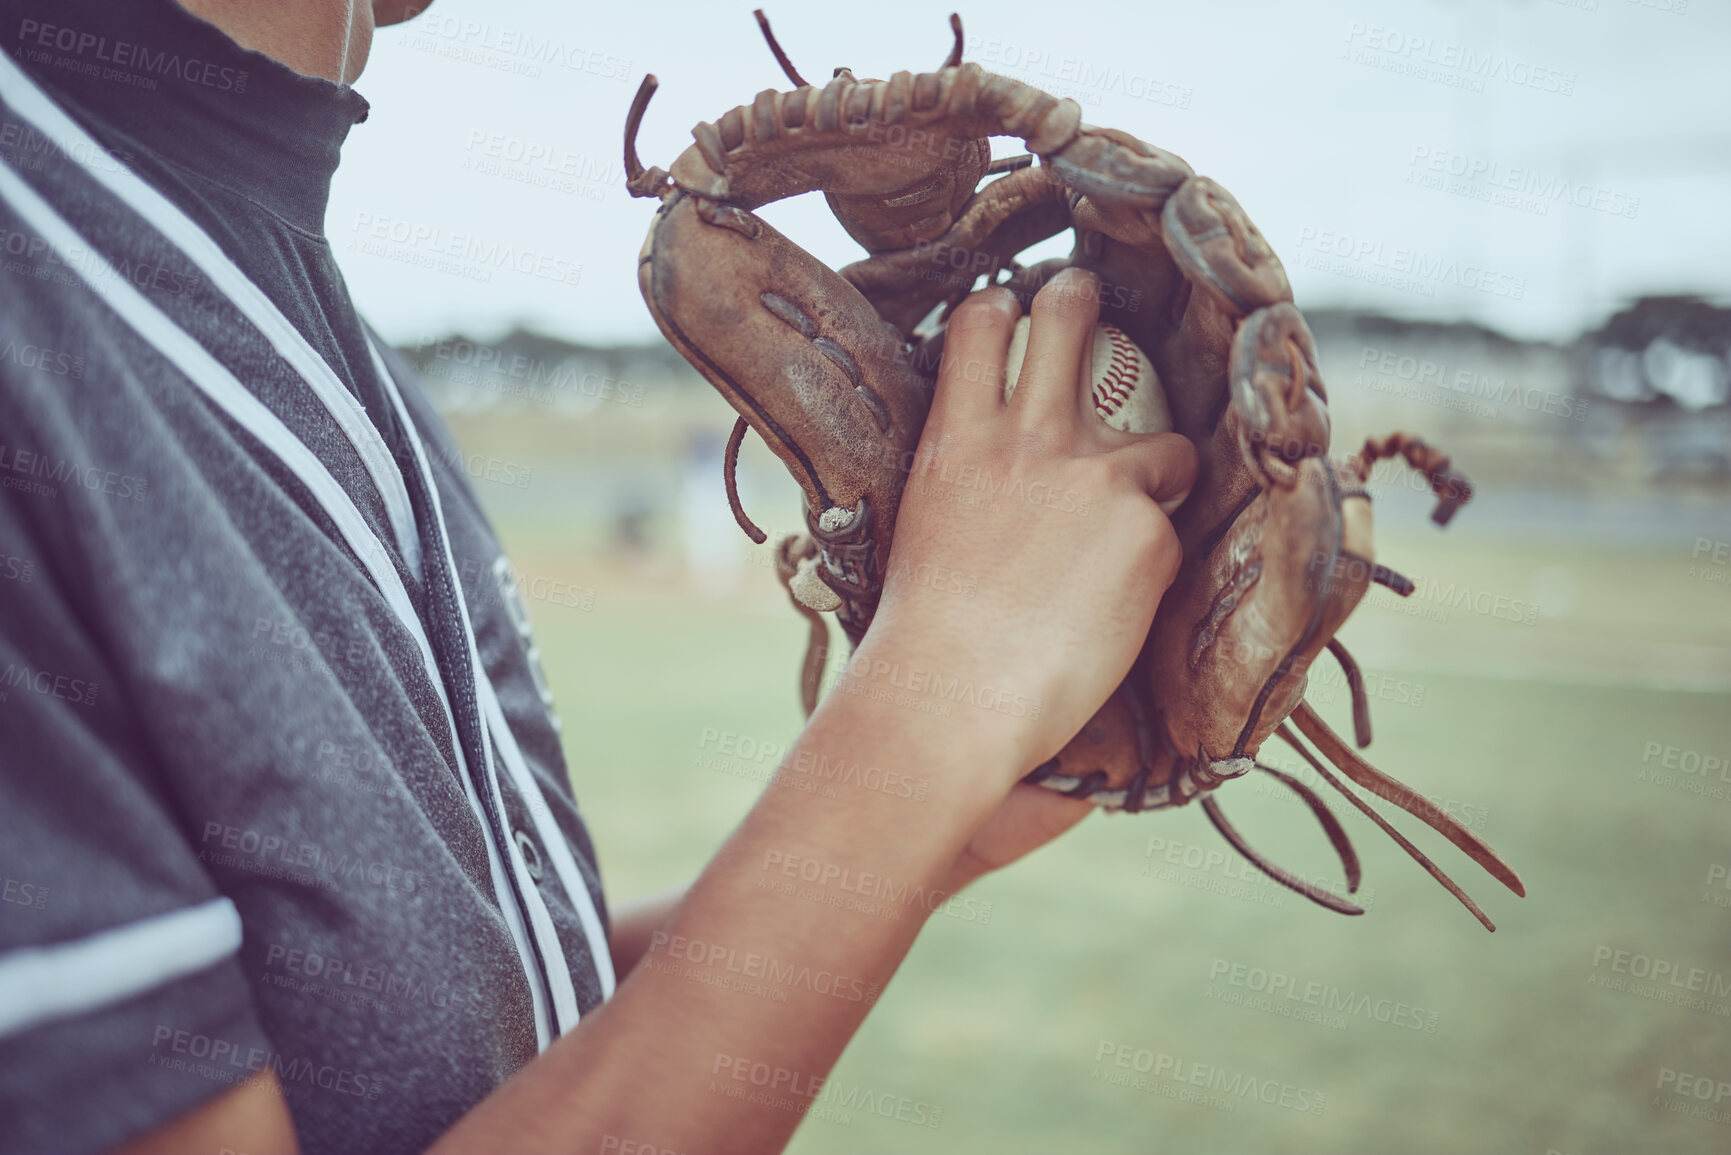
(430, 641), (1021, 1155)
(606, 885), (688, 980)
(428, 272), (1190, 1155)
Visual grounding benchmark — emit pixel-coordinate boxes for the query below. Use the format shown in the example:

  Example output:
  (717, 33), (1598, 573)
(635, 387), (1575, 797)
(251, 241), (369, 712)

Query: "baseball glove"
(624, 12), (1524, 930)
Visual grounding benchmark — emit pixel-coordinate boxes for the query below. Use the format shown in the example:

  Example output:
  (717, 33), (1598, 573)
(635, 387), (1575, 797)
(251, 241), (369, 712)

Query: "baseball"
(1002, 315), (1173, 435)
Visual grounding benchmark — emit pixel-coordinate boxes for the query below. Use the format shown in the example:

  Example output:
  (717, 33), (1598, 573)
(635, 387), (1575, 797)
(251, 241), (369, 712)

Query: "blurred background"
(336, 1), (1730, 1151)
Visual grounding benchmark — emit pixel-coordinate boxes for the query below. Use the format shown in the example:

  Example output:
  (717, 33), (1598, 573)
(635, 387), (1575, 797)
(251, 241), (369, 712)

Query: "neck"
(13, 0), (375, 235)
(176, 0), (373, 83)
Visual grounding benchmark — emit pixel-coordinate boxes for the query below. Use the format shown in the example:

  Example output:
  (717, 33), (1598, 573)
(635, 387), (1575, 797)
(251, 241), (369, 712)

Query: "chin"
(373, 0), (432, 27)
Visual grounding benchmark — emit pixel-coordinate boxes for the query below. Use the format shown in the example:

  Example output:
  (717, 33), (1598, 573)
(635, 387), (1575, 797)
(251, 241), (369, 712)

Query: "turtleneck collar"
(4, 0), (370, 234)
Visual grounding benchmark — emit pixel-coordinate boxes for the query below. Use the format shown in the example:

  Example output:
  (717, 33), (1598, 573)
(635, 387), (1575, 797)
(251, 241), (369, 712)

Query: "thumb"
(1110, 432), (1199, 514)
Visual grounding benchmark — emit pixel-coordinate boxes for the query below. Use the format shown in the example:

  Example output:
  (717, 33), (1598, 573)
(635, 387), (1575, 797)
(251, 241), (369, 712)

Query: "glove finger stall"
(637, 192), (929, 629)
(1229, 303), (1331, 485)
(669, 64), (1087, 253)
(1161, 176), (1292, 317)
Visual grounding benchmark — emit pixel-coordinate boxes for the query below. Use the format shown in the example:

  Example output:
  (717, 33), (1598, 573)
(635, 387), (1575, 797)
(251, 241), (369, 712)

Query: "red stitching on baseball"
(1095, 325), (1139, 418)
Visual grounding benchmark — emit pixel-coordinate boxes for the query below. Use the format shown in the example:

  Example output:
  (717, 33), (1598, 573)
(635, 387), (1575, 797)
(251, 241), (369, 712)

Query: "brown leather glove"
(624, 11), (1524, 930)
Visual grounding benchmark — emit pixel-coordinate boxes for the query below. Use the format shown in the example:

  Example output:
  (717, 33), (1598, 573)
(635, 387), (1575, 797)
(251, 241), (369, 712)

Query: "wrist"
(833, 629), (1049, 788)
(941, 846), (993, 896)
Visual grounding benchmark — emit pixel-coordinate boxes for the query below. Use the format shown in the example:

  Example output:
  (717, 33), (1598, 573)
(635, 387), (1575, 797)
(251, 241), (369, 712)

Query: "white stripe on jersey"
(0, 47), (423, 578)
(0, 157), (561, 1048)
(0, 898), (242, 1039)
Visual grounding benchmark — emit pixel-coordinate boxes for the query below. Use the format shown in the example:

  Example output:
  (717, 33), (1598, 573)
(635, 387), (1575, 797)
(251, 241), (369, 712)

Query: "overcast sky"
(328, 0), (1731, 347)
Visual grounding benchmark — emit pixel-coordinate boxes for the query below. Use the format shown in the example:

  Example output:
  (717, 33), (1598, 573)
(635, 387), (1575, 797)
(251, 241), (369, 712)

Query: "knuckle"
(1030, 282), (1090, 324)
(1003, 419), (1069, 460)
(953, 352), (1007, 390)
(1133, 511), (1182, 587)
(1155, 432), (1201, 481)
(949, 287), (1017, 331)
(1031, 268), (1101, 318)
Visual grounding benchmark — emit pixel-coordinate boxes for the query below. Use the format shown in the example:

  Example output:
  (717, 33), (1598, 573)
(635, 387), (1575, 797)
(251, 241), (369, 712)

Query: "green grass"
(494, 508), (1731, 1155)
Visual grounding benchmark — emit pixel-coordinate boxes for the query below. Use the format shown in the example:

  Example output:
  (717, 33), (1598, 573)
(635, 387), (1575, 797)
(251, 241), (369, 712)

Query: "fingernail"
(952, 287), (1017, 329)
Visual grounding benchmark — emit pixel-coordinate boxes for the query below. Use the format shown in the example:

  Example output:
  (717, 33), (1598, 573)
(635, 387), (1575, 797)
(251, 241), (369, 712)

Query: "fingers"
(1109, 432), (1199, 515)
(932, 287), (1020, 428)
(931, 274), (1195, 521)
(1009, 267), (1102, 428)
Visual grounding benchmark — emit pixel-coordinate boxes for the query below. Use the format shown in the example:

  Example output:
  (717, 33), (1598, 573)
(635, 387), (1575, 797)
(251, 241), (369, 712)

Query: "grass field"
(458, 393), (1731, 1155)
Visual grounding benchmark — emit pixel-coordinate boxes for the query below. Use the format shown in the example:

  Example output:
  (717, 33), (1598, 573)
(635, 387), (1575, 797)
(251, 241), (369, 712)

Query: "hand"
(858, 268), (1197, 788)
(943, 784), (1095, 894)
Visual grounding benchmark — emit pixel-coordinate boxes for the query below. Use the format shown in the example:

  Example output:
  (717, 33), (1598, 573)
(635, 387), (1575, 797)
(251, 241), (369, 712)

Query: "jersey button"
(513, 829), (545, 882)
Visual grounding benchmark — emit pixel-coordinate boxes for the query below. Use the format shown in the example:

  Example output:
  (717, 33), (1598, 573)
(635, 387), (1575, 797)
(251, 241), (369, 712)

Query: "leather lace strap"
(1292, 703), (1524, 898)
(1325, 638), (1373, 749)
(1278, 719), (1510, 932)
(724, 416), (768, 544)
(1202, 790), (1363, 916)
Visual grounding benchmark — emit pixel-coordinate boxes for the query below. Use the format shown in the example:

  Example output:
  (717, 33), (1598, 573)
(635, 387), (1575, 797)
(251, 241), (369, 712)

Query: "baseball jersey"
(0, 2), (613, 1151)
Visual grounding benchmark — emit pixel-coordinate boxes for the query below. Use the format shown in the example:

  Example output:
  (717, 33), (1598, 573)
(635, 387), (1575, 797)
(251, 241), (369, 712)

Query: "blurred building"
(399, 298), (1731, 568)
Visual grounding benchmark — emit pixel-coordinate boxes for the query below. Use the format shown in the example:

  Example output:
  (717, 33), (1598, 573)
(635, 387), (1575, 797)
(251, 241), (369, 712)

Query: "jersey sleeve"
(0, 269), (275, 1155)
